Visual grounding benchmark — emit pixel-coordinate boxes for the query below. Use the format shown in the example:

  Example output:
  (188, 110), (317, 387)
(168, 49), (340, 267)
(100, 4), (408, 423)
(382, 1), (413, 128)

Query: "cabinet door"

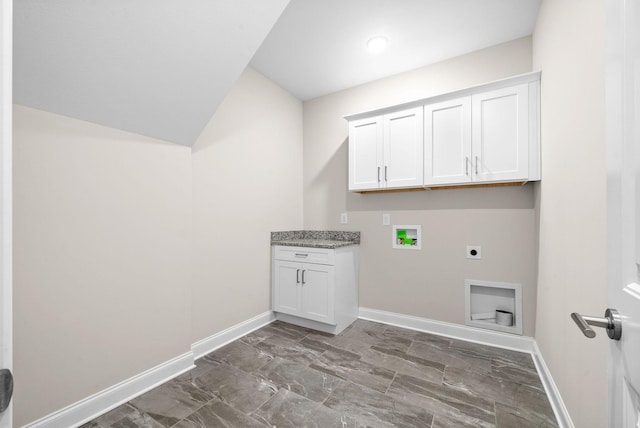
(349, 116), (383, 191)
(273, 260), (301, 316)
(300, 264), (335, 324)
(424, 97), (472, 186)
(383, 107), (424, 189)
(472, 84), (529, 182)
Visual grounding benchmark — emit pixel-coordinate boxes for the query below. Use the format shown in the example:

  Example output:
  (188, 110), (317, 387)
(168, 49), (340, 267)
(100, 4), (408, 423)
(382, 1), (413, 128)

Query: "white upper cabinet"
(472, 84), (529, 183)
(348, 106), (423, 191)
(383, 107), (424, 189)
(347, 72), (540, 192)
(424, 97), (472, 185)
(348, 116), (383, 191)
(424, 83), (532, 186)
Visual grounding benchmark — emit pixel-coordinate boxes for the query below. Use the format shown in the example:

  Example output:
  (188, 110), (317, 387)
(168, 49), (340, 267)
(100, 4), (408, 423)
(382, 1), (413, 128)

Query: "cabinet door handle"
(384, 165), (388, 181)
(475, 156), (479, 175)
(295, 253), (308, 258)
(465, 157), (469, 176)
(301, 269), (306, 284)
(377, 166), (381, 183)
(296, 269), (300, 284)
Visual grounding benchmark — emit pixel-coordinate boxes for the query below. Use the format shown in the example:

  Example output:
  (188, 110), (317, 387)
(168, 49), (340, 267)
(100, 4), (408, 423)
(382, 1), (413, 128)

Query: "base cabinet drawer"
(273, 246), (334, 265)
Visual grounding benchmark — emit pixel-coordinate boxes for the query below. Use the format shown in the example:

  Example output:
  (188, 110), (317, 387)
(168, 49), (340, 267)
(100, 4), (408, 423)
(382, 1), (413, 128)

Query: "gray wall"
(12, 66), (303, 426)
(191, 67), (303, 342)
(13, 106), (193, 425)
(302, 37), (539, 335)
(533, 1), (607, 426)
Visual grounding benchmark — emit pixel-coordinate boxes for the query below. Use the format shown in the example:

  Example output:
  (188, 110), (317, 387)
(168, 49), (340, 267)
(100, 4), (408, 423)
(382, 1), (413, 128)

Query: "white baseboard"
(23, 310), (277, 428)
(359, 307), (573, 428)
(191, 311), (275, 360)
(25, 351), (195, 428)
(359, 307), (535, 353)
(23, 310), (573, 428)
(531, 342), (574, 428)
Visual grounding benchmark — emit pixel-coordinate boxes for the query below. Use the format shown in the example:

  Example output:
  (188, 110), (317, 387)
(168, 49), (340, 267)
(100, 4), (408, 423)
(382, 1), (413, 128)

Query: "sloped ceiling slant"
(14, 0), (291, 146)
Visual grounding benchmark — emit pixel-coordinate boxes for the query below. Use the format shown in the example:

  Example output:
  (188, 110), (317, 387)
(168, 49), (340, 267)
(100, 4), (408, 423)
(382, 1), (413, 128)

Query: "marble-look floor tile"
(80, 403), (139, 428)
(366, 345), (445, 384)
(254, 357), (342, 402)
(311, 348), (395, 393)
(496, 383), (556, 425)
(443, 367), (555, 426)
(495, 402), (558, 428)
(337, 319), (388, 347)
(111, 411), (166, 428)
(371, 333), (412, 354)
(449, 339), (535, 370)
(408, 340), (492, 374)
(387, 373), (496, 427)
(258, 320), (316, 341)
(302, 331), (374, 355)
(444, 365), (531, 404)
(83, 319), (558, 428)
(180, 361), (277, 414)
(86, 404), (165, 428)
(172, 398), (268, 428)
(252, 389), (364, 428)
(129, 377), (214, 427)
(254, 333), (323, 365)
(491, 357), (543, 389)
(324, 381), (434, 428)
(384, 324), (452, 348)
(202, 341), (273, 373)
(238, 329), (272, 346)
(432, 413), (495, 428)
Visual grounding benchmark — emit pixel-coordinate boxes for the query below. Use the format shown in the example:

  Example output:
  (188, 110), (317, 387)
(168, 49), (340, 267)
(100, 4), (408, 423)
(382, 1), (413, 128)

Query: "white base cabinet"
(272, 245), (358, 335)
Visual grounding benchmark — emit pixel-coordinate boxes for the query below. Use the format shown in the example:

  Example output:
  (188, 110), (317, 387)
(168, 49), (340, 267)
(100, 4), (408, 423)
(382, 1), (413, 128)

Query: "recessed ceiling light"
(366, 36), (388, 54)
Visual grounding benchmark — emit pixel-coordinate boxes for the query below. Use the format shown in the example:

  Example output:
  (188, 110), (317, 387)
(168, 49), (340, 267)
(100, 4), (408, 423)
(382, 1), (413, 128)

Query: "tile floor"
(82, 319), (558, 427)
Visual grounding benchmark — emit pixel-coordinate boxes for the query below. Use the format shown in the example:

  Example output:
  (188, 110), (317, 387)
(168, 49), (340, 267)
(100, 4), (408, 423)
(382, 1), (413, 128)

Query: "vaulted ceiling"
(13, 0), (290, 146)
(13, 0), (541, 147)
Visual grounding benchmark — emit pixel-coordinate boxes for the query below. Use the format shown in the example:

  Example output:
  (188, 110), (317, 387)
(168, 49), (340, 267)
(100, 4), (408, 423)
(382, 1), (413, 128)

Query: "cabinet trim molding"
(344, 71), (541, 122)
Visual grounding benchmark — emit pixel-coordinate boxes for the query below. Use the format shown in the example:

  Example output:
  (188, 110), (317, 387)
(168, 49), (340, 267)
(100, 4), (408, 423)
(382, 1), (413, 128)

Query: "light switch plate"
(466, 245), (481, 259)
(382, 213), (390, 226)
(340, 213), (348, 224)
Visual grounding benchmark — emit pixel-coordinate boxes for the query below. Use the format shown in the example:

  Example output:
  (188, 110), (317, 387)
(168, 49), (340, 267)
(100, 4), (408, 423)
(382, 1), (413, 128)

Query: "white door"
(472, 84), (529, 183)
(424, 97), (472, 186)
(0, 0), (13, 426)
(348, 116), (383, 191)
(383, 107), (424, 189)
(606, 0), (640, 426)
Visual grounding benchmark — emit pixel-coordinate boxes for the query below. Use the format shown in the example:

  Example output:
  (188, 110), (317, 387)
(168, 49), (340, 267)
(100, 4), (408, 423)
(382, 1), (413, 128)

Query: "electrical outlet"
(466, 245), (481, 259)
(340, 213), (348, 224)
(382, 213), (390, 226)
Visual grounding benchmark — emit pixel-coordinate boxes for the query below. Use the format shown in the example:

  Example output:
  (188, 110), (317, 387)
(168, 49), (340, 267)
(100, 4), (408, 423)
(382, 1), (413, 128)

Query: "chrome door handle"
(384, 165), (388, 182)
(571, 308), (622, 340)
(296, 269), (300, 284)
(465, 157), (469, 176)
(475, 156), (479, 175)
(377, 166), (381, 183)
(301, 269), (306, 285)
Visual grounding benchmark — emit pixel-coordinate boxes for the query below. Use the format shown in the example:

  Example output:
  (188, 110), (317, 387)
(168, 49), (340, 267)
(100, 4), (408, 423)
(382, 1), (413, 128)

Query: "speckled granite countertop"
(271, 231), (360, 249)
